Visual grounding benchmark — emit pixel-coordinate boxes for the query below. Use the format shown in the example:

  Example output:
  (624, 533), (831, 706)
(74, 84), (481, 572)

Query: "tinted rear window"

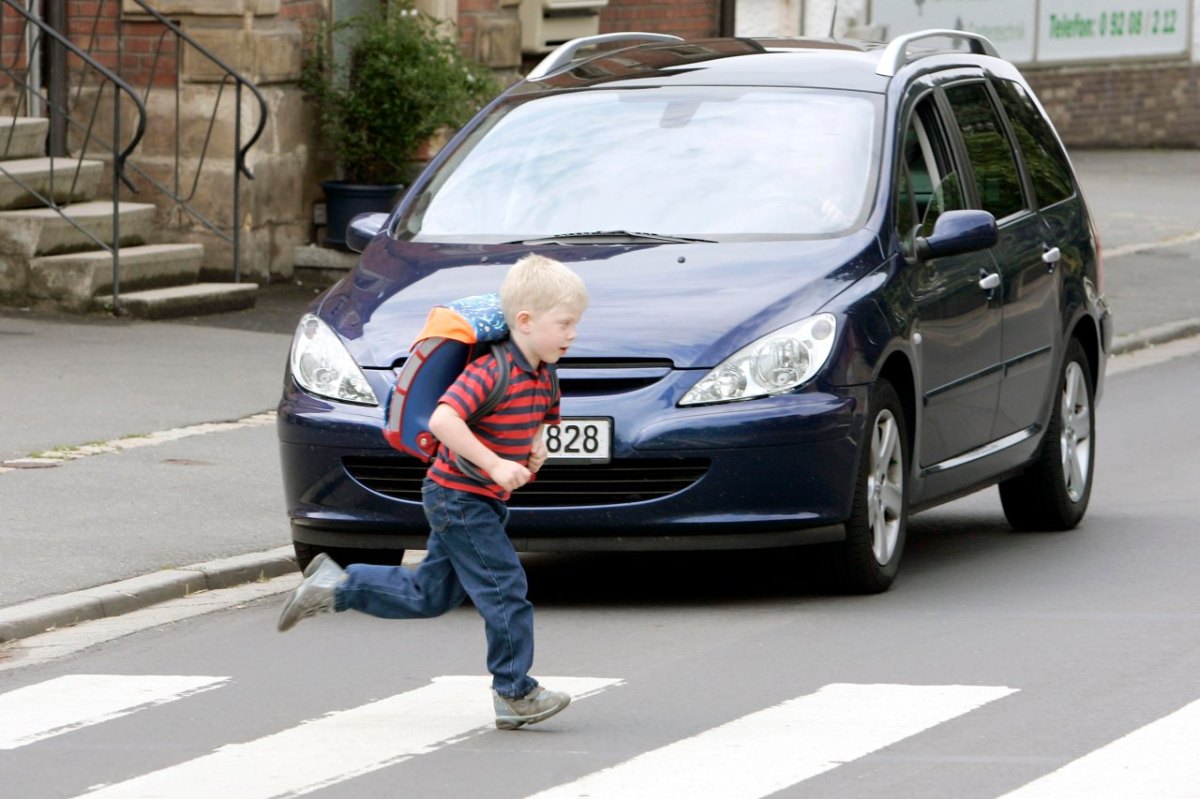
(399, 87), (881, 242)
(945, 82), (1026, 220)
(993, 79), (1075, 209)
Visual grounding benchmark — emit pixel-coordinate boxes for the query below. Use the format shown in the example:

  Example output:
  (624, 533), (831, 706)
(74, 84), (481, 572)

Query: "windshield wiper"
(505, 230), (715, 245)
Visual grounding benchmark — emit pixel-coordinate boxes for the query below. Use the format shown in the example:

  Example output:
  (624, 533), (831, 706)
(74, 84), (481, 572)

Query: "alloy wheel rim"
(867, 409), (903, 565)
(1060, 362), (1092, 503)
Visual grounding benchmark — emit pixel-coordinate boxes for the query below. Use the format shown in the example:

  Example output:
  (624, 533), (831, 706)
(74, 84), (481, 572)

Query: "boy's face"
(516, 304), (583, 366)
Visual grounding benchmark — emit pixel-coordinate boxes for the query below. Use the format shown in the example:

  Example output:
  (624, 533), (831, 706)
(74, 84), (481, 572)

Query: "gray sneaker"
(276, 552), (346, 632)
(492, 685), (571, 730)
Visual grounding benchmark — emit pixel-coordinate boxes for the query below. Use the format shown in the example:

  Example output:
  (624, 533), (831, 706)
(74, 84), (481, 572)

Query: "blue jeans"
(334, 479), (538, 699)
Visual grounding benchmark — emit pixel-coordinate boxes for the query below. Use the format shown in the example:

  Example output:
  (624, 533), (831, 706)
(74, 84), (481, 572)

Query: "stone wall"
(1026, 62), (1200, 149)
(50, 0), (326, 283)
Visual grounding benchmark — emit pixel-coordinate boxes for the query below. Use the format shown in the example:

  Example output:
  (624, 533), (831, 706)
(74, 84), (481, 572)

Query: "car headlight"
(680, 314), (837, 406)
(289, 314), (379, 406)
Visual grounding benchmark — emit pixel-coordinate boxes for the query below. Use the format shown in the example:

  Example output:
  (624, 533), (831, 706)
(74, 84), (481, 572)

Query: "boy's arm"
(429, 403), (531, 491)
(529, 424), (548, 473)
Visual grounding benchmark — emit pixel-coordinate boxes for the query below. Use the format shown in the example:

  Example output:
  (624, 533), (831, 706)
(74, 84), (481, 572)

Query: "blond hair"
(499, 254), (589, 324)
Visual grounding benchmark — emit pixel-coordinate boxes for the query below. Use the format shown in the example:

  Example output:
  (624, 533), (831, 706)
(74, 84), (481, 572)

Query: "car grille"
(392, 357), (674, 396)
(344, 456), (710, 507)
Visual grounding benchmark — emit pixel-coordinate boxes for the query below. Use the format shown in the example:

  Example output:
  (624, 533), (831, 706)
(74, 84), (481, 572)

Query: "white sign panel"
(870, 0), (1191, 63)
(871, 0), (1038, 63)
(1038, 1), (1190, 61)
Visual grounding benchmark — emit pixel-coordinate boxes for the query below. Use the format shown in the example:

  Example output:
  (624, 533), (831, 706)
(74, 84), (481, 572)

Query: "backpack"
(382, 293), (559, 481)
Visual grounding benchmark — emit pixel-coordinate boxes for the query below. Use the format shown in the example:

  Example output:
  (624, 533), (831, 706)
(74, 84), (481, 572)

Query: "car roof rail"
(875, 28), (1000, 77)
(526, 32), (685, 80)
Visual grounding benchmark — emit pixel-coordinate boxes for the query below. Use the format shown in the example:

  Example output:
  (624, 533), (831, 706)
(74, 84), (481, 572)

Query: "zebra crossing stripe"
(0, 675), (227, 750)
(74, 675), (622, 799)
(997, 697), (1200, 799)
(523, 683), (1017, 799)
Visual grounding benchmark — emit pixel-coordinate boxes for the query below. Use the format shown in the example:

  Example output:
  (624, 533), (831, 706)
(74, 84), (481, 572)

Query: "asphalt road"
(1, 342), (1198, 798)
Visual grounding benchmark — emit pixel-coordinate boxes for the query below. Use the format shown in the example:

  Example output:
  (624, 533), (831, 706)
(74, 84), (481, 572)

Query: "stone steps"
(94, 282), (258, 319)
(0, 116), (256, 318)
(0, 200), (157, 254)
(1, 117), (50, 160)
(30, 243), (205, 311)
(0, 157), (104, 210)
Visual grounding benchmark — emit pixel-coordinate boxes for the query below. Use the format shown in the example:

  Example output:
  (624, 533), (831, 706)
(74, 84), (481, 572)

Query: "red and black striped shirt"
(429, 343), (559, 501)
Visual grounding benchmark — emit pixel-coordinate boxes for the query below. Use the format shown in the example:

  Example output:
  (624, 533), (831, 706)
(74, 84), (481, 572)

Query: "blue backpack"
(382, 293), (559, 479)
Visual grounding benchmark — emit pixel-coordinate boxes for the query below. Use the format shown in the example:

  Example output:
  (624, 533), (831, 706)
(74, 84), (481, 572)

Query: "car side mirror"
(345, 212), (390, 254)
(914, 210), (998, 262)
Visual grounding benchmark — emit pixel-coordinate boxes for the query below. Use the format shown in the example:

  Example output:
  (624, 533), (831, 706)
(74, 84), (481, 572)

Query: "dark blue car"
(278, 30), (1111, 592)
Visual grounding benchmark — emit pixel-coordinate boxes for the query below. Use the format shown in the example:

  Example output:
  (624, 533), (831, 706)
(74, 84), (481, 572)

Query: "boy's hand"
(528, 436), (549, 473)
(488, 459), (532, 492)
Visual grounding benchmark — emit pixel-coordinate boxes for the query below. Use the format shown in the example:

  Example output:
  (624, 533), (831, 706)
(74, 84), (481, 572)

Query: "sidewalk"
(1, 149), (1199, 645)
(1071, 150), (1200, 351)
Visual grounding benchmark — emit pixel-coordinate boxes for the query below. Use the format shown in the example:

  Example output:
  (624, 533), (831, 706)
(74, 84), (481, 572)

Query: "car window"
(992, 79), (1075, 209)
(399, 87), (881, 242)
(897, 98), (965, 255)
(945, 82), (1027, 220)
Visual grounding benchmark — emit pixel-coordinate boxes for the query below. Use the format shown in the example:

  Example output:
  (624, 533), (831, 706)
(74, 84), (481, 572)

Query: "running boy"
(277, 254), (588, 731)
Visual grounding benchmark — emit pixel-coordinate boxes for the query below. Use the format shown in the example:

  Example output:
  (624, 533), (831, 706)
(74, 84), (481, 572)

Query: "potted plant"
(302, 3), (498, 249)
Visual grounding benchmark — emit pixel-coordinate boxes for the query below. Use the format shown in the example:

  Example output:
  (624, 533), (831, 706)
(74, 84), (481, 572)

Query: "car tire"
(999, 338), (1095, 531)
(293, 541), (408, 572)
(828, 378), (909, 594)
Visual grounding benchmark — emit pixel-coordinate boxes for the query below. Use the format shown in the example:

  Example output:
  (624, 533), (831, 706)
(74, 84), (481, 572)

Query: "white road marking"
(998, 697), (1200, 799)
(0, 674), (227, 750)
(523, 683), (1017, 799)
(74, 675), (622, 799)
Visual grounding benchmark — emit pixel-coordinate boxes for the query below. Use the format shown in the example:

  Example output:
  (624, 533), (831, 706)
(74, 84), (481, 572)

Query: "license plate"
(543, 418), (612, 464)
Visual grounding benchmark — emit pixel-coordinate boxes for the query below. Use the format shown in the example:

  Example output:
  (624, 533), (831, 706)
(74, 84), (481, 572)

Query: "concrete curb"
(1112, 318), (1200, 356)
(0, 546), (297, 644)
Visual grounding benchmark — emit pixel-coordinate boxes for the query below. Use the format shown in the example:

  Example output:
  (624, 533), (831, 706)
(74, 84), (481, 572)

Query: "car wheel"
(293, 541), (407, 572)
(828, 378), (909, 594)
(999, 338), (1094, 530)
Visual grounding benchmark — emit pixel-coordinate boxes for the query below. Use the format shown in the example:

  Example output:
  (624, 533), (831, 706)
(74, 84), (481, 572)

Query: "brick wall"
(279, 0), (326, 24)
(1, 6), (29, 88)
(1026, 61), (1200, 149)
(456, 0), (496, 60)
(601, 0), (721, 38)
(61, 1), (175, 88)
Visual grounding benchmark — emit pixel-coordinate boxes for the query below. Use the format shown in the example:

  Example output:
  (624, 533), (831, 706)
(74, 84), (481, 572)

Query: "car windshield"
(397, 86), (881, 243)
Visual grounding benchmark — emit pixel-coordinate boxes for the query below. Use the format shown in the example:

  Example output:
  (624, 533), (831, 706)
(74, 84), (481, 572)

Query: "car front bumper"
(278, 373), (868, 552)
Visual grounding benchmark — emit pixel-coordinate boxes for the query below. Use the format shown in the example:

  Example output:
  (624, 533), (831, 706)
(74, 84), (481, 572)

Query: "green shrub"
(302, 4), (499, 185)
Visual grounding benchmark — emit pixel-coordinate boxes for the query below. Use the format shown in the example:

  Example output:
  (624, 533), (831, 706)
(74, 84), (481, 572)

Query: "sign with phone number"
(1039, 0), (1189, 60)
(869, 0), (1189, 63)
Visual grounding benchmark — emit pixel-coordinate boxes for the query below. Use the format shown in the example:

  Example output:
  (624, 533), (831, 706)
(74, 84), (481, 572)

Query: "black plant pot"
(321, 180), (403, 251)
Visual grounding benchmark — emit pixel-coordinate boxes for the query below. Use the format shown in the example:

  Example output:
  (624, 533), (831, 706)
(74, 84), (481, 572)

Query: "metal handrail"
(5, 0), (270, 290)
(1, 0), (147, 312)
(116, 0), (270, 282)
(125, 0), (268, 183)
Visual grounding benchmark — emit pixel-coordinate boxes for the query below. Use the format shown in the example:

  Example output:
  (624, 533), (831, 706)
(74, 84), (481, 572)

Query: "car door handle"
(1043, 246), (1061, 270)
(978, 272), (1001, 291)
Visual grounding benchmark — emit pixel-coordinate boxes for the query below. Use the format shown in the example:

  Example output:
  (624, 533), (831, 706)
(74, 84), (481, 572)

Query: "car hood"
(319, 234), (883, 369)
